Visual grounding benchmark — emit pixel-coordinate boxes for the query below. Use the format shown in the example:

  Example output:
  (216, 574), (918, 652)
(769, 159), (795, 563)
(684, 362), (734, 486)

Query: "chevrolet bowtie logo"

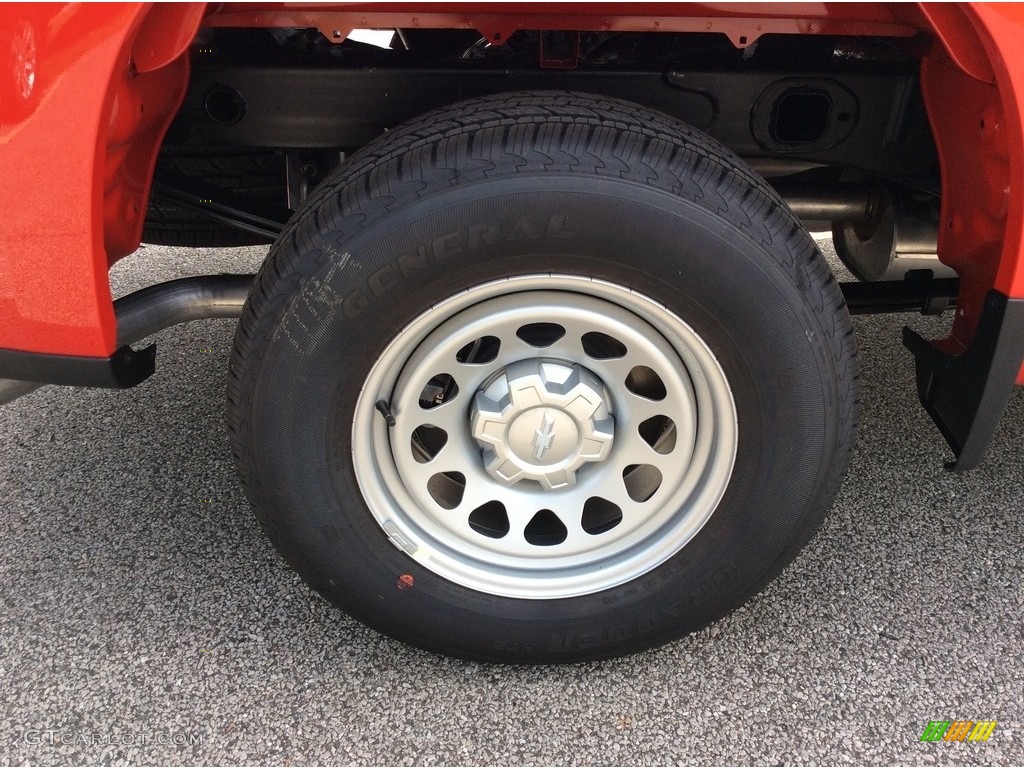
(532, 412), (556, 460)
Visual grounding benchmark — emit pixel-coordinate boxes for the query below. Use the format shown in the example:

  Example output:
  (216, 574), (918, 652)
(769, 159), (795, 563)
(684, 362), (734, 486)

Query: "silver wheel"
(353, 275), (738, 599)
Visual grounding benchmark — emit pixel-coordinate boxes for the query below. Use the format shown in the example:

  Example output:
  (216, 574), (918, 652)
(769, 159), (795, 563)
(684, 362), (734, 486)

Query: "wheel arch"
(0, 2), (204, 358)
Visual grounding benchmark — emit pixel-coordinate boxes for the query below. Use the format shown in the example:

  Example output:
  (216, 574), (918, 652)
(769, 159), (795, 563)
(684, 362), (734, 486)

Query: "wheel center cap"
(470, 359), (614, 491)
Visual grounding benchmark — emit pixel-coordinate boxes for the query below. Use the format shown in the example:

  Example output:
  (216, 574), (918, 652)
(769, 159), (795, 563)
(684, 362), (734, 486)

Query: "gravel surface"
(1, 240), (1021, 765)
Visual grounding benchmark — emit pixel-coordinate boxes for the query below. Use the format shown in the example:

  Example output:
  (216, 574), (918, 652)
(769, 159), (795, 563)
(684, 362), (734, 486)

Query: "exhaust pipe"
(113, 274), (253, 343)
(772, 182), (880, 223)
(0, 274), (253, 406)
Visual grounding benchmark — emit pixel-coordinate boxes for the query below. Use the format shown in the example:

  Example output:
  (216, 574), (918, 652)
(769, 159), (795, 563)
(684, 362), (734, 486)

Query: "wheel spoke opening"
(582, 331), (627, 359)
(457, 335), (501, 364)
(516, 322), (566, 348)
(419, 373), (460, 409)
(625, 365), (667, 401)
(623, 464), (663, 503)
(638, 415), (677, 455)
(411, 424), (448, 463)
(524, 509), (568, 546)
(427, 471), (466, 509)
(582, 496), (623, 535)
(468, 500), (510, 539)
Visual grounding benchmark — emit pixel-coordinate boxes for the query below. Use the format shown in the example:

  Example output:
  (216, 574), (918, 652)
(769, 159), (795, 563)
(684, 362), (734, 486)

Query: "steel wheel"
(353, 276), (738, 598)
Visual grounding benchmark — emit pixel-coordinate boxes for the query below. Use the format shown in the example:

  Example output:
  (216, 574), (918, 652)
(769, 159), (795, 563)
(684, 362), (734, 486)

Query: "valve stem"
(375, 398), (396, 427)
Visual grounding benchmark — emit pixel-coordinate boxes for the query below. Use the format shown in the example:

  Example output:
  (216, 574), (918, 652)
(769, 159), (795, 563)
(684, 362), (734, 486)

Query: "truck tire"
(142, 153), (283, 247)
(226, 92), (859, 663)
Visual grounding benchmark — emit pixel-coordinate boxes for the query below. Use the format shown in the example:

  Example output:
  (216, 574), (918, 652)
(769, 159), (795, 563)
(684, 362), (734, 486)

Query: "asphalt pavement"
(0, 239), (1021, 765)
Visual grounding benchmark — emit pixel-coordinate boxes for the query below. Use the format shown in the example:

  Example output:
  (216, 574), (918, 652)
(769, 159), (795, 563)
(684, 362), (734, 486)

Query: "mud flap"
(903, 290), (1024, 470)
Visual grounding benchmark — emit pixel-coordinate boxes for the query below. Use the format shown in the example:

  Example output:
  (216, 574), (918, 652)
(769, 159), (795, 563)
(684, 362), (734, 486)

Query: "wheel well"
(154, 26), (940, 197)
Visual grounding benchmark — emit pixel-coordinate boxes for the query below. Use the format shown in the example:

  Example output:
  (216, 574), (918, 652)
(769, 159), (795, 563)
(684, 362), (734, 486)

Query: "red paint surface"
(912, 4), (1024, 380)
(0, 4), (141, 356)
(0, 3), (200, 357)
(964, 4), (1024, 383)
(1, 2), (1023, 371)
